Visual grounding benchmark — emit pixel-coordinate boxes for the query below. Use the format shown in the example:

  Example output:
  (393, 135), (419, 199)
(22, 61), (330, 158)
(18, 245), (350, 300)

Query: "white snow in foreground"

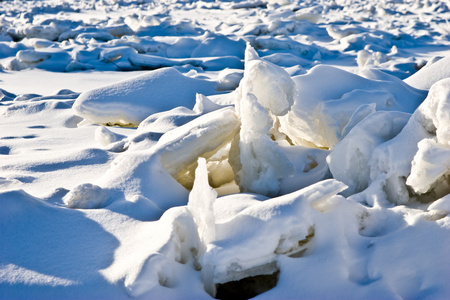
(1, 0), (450, 299)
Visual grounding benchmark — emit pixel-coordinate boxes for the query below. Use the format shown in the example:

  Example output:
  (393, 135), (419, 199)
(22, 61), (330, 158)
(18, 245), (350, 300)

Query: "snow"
(63, 183), (109, 209)
(1, 0), (450, 299)
(73, 67), (218, 126)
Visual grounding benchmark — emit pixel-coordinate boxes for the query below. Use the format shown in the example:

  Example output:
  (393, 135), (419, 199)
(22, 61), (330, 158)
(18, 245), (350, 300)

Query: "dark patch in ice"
(22, 134), (37, 139)
(130, 132), (163, 144)
(2, 135), (37, 140)
(16, 175), (35, 183)
(28, 125), (47, 129)
(0, 89), (16, 101)
(215, 270), (280, 300)
(0, 146), (11, 155)
(14, 93), (42, 101)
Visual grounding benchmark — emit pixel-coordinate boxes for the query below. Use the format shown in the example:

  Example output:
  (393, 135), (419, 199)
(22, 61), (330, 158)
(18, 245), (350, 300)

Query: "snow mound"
(404, 55), (450, 90)
(63, 183), (109, 209)
(73, 68), (218, 126)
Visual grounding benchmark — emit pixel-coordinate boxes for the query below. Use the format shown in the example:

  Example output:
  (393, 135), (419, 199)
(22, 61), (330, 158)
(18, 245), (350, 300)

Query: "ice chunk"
(234, 92), (294, 196)
(340, 103), (376, 139)
(137, 106), (198, 135)
(192, 93), (223, 115)
(237, 44), (296, 116)
(428, 194), (450, 214)
(368, 78), (450, 205)
(103, 206), (199, 297)
(280, 65), (426, 148)
(16, 50), (51, 63)
(217, 69), (244, 91)
(157, 107), (240, 189)
(188, 158), (217, 254)
(230, 44), (295, 196)
(200, 179), (347, 297)
(73, 68), (217, 126)
(406, 139), (450, 194)
(328, 111), (410, 196)
(191, 34), (246, 59)
(63, 183), (109, 209)
(418, 78), (450, 146)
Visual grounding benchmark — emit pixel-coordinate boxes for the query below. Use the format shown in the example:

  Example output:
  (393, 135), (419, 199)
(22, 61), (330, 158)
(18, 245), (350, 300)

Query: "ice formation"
(279, 65), (426, 149)
(188, 158), (217, 254)
(327, 111), (411, 196)
(230, 44), (296, 196)
(200, 179), (347, 298)
(363, 78), (450, 205)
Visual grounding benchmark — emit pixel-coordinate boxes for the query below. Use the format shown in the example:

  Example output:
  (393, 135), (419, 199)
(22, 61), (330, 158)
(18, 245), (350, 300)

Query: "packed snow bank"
(73, 68), (218, 126)
(102, 206), (199, 298)
(280, 65), (426, 148)
(404, 55), (450, 90)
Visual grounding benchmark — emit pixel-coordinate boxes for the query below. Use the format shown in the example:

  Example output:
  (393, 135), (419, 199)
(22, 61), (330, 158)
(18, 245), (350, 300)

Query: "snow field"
(1, 0), (450, 299)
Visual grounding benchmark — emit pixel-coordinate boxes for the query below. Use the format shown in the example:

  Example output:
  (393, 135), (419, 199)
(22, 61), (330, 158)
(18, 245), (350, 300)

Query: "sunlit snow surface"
(1, 0), (450, 299)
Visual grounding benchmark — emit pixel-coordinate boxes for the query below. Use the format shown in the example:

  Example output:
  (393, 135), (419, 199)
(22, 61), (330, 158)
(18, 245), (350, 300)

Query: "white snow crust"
(1, 0), (450, 299)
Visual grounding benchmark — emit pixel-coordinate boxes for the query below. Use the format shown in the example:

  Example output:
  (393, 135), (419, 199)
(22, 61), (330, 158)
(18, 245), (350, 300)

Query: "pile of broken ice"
(69, 44), (450, 298)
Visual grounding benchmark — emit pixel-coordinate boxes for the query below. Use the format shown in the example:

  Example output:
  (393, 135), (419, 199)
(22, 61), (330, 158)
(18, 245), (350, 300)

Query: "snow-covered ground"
(1, 0), (450, 299)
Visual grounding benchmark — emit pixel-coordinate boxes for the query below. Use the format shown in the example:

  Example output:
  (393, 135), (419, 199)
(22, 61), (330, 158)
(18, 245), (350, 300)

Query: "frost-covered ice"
(1, 0), (450, 299)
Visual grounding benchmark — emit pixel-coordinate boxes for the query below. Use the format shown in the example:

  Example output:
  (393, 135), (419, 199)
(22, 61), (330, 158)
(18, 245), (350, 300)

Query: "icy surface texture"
(156, 107), (239, 190)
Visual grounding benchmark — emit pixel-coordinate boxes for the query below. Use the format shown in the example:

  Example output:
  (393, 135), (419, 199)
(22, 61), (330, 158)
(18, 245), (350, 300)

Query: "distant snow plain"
(1, 0), (450, 299)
